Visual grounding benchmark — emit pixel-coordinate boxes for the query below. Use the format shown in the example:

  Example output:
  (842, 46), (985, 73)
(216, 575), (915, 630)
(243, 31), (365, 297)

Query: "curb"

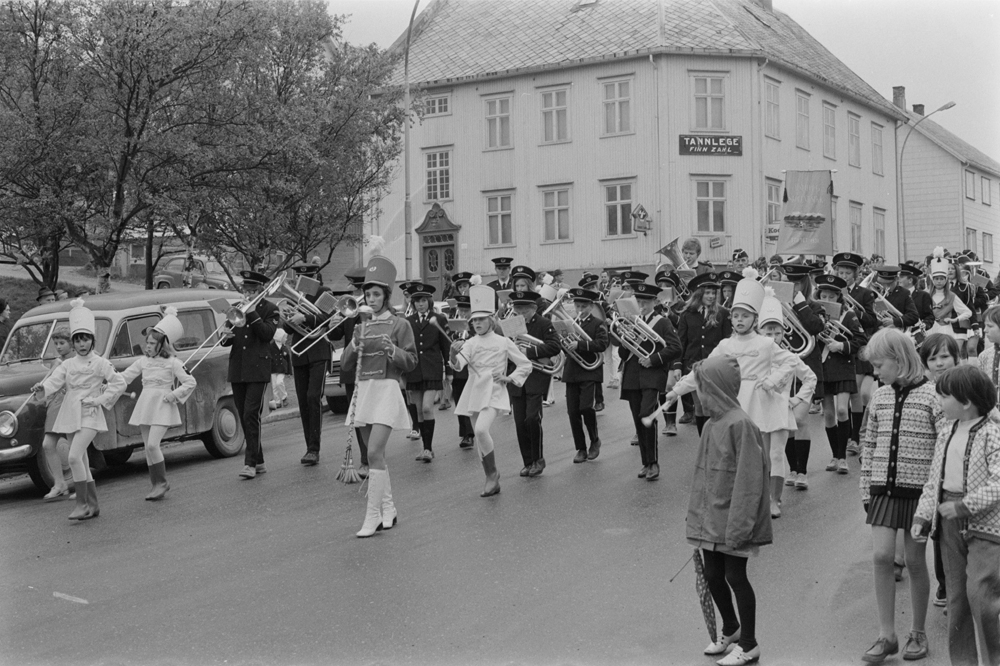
(262, 404), (340, 425)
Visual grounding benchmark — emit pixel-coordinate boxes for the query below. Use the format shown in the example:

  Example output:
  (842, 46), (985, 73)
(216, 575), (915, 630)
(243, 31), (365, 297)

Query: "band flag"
(776, 171), (834, 256)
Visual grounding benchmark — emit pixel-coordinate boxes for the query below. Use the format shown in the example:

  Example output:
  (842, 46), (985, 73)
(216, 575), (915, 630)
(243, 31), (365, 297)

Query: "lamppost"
(403, 0), (421, 281)
(898, 101), (956, 262)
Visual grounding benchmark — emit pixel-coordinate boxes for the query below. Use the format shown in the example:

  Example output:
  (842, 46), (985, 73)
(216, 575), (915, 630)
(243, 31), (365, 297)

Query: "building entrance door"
(416, 203), (462, 299)
(421, 244), (455, 297)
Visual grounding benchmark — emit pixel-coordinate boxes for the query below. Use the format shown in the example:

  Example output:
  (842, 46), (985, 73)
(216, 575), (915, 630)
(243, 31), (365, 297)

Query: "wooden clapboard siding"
(899, 131), (962, 261)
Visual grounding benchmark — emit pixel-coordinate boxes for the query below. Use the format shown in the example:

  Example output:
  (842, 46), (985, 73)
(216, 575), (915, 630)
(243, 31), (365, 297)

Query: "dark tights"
(702, 549), (757, 651)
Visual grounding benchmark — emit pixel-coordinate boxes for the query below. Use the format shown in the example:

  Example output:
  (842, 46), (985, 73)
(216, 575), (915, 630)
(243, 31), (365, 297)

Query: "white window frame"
(871, 123), (884, 176)
(423, 94), (451, 118)
(848, 113), (861, 168)
(765, 78), (780, 139)
(485, 192), (514, 248)
(485, 95), (512, 150)
(424, 149), (452, 202)
(831, 195), (838, 242)
(602, 78), (632, 137)
(967, 227), (978, 255)
(691, 72), (727, 132)
(983, 177), (992, 206)
(694, 178), (728, 234)
(849, 201), (863, 253)
(540, 88), (570, 144)
(766, 178), (782, 228)
(966, 170), (976, 200)
(541, 187), (572, 243)
(984, 232), (994, 263)
(873, 207), (886, 257)
(822, 103), (836, 159)
(796, 91), (810, 150)
(603, 181), (635, 238)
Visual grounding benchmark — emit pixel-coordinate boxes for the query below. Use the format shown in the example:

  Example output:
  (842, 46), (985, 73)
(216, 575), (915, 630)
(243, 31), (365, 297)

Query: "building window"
(849, 201), (862, 253)
(485, 96), (511, 149)
(767, 178), (781, 225)
(967, 228), (977, 255)
(765, 79), (780, 139)
(873, 207), (886, 257)
(604, 182), (633, 237)
(983, 177), (992, 205)
(425, 151), (451, 201)
(696, 180), (726, 233)
(693, 75), (725, 130)
(541, 89), (569, 143)
(831, 195), (838, 241)
(486, 194), (513, 247)
(966, 170), (976, 199)
(984, 233), (994, 263)
(542, 188), (571, 242)
(423, 95), (450, 117)
(872, 123), (884, 176)
(822, 103), (836, 159)
(602, 79), (631, 135)
(796, 92), (810, 150)
(848, 114), (861, 167)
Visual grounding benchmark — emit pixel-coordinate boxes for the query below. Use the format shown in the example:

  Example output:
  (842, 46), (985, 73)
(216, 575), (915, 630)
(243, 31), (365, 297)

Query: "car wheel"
(156, 282), (171, 289)
(201, 396), (244, 458)
(25, 451), (57, 493)
(326, 395), (349, 413)
(102, 448), (133, 465)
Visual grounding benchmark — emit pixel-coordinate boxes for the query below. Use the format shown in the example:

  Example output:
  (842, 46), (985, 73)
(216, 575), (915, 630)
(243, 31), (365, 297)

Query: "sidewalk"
(0, 262), (147, 293)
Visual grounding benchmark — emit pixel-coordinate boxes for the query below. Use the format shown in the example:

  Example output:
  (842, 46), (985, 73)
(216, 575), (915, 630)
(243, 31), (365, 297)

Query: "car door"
(172, 307), (225, 434)
(109, 313), (162, 441)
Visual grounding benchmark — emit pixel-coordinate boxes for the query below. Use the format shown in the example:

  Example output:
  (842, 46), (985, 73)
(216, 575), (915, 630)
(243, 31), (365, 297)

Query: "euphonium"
(516, 332), (566, 375)
(608, 301), (665, 361)
(779, 303), (815, 358)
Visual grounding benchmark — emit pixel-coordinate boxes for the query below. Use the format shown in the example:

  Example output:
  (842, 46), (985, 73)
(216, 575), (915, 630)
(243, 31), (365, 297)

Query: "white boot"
(357, 469), (385, 538)
(381, 467), (397, 530)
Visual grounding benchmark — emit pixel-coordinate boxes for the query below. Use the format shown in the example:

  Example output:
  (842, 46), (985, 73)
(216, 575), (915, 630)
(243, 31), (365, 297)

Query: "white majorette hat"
(929, 247), (950, 277)
(759, 288), (784, 327)
(68, 298), (95, 337)
(469, 285), (495, 318)
(732, 267), (765, 315)
(145, 306), (184, 345)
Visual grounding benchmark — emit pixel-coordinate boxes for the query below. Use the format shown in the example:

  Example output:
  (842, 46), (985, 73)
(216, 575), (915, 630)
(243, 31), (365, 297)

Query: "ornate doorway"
(416, 203), (461, 297)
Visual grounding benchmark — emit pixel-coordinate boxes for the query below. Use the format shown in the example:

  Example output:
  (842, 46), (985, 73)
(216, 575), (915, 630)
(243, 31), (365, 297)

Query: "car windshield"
(204, 260), (227, 274)
(0, 318), (112, 364)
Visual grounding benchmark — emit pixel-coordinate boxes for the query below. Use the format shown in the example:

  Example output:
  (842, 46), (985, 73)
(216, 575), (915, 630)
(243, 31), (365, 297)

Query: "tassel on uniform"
(337, 445), (362, 484)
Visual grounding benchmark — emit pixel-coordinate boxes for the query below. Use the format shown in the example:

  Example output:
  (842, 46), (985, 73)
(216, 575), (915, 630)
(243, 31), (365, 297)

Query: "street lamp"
(898, 100), (956, 262)
(403, 0), (421, 281)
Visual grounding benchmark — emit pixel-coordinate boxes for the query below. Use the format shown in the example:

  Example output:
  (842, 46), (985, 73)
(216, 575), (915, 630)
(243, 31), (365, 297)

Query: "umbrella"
(692, 549), (718, 641)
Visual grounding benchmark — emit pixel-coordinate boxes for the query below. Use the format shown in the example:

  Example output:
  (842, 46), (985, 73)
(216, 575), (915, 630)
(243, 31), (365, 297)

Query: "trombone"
(290, 295), (360, 356)
(185, 273), (286, 373)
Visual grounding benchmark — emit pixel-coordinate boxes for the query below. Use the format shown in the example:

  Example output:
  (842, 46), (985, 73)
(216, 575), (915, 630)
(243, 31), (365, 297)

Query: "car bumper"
(0, 443), (32, 463)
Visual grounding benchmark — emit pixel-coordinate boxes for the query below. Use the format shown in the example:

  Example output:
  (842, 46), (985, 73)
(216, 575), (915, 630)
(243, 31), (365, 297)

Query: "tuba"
(608, 297), (665, 360)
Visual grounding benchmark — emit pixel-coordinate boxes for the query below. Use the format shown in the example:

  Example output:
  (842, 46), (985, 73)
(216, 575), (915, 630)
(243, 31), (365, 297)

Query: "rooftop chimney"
(892, 86), (906, 110)
(912, 104), (925, 116)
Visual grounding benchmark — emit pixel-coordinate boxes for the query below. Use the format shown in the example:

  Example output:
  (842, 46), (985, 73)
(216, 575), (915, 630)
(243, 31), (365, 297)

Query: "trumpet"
(608, 300), (665, 361)
(516, 332), (565, 375)
(290, 294), (360, 356)
(778, 303), (816, 358)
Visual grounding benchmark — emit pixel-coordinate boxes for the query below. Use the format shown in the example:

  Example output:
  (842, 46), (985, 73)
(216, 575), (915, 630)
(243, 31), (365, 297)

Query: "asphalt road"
(1, 395), (951, 666)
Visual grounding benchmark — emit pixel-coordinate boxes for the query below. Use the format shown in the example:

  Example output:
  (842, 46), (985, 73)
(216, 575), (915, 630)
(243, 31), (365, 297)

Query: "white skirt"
(347, 378), (411, 431)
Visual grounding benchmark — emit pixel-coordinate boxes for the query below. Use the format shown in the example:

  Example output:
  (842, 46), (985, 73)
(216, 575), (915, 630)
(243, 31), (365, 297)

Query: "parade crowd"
(24, 239), (1000, 666)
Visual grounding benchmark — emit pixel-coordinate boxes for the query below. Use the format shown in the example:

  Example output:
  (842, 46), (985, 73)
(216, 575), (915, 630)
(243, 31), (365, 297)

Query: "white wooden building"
(370, 0), (906, 292)
(893, 87), (1000, 271)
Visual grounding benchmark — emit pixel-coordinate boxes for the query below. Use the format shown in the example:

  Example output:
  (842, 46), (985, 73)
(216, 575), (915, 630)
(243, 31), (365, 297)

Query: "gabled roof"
(390, 0), (904, 120)
(902, 110), (1000, 178)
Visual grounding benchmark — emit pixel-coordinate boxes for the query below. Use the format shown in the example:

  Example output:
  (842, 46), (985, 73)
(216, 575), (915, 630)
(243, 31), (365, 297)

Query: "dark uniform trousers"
(233, 382), (268, 467)
(564, 314), (607, 451)
(511, 391), (545, 466)
(294, 362), (326, 454)
(622, 388), (660, 466)
(566, 382), (598, 451)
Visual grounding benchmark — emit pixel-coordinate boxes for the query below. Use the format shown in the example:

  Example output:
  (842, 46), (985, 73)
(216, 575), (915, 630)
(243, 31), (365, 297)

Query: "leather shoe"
(663, 421), (677, 436)
(902, 631), (928, 661)
(527, 460), (543, 477)
(638, 466), (648, 479)
(238, 465), (256, 479)
(459, 435), (474, 449)
(704, 629), (741, 655)
(716, 645), (760, 665)
(300, 452), (319, 466)
(255, 464), (266, 474)
(519, 466), (531, 477)
(862, 637), (899, 663)
(630, 434), (639, 446)
(573, 450), (588, 464)
(587, 439), (601, 460)
(594, 401), (604, 412)
(645, 463), (659, 481)
(678, 412), (694, 425)
(415, 449), (434, 462)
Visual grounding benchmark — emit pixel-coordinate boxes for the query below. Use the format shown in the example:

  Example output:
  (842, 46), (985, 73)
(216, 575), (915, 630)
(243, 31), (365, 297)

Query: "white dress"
(42, 353), (127, 434)
(119, 356), (197, 427)
(450, 331), (532, 415)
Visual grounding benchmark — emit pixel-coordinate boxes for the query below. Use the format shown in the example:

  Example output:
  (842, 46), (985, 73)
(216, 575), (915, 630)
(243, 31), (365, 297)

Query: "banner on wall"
(775, 171), (834, 256)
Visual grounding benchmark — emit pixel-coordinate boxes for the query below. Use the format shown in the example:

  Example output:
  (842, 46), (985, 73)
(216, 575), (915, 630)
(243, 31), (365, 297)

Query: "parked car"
(0, 290), (245, 493)
(153, 255), (241, 291)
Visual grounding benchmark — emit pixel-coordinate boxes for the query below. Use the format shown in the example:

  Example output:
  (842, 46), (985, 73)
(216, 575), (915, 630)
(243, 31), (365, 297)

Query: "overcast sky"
(327, 0), (1000, 161)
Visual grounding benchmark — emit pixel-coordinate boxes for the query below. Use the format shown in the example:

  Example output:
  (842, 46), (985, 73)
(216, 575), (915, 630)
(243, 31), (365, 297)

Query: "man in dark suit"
(506, 290), (561, 477)
(619, 282), (682, 482)
(222, 270), (280, 479)
(872, 266), (919, 331)
(900, 263), (934, 332)
(561, 288), (608, 462)
(486, 257), (514, 292)
(283, 264), (333, 466)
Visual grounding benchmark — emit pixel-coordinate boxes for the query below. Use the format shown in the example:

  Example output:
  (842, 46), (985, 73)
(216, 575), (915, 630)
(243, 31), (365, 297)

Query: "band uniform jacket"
(404, 311), (451, 384)
(328, 313), (357, 386)
(221, 298), (280, 384)
(848, 284), (878, 336)
(792, 301), (827, 385)
(882, 285), (919, 330)
(910, 289), (935, 331)
(486, 278), (513, 292)
(619, 313), (682, 392)
(283, 285), (332, 367)
(560, 314), (608, 384)
(672, 305), (733, 373)
(506, 313), (561, 396)
(953, 281), (987, 333)
(820, 309), (868, 383)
